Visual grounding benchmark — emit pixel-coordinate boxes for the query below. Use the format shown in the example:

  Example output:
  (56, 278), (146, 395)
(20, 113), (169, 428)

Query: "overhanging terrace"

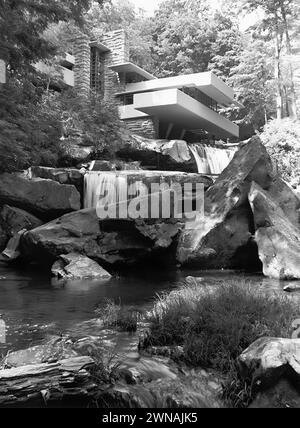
(132, 88), (239, 139)
(116, 71), (243, 108)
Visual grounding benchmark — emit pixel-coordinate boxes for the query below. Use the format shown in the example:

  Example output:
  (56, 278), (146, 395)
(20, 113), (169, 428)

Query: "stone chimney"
(72, 32), (91, 97)
(100, 30), (130, 100)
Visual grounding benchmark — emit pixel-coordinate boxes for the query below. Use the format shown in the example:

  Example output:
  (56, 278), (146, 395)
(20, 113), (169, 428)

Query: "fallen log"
(0, 356), (98, 407)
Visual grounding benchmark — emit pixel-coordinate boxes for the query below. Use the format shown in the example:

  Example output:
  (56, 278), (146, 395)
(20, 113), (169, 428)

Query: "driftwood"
(0, 356), (98, 407)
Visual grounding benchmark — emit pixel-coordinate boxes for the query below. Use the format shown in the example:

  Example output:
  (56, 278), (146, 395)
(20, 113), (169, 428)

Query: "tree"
(241, 0), (300, 119)
(84, 0), (154, 71)
(0, 0), (106, 173)
(0, 0), (103, 76)
(151, 0), (243, 79)
(228, 36), (276, 134)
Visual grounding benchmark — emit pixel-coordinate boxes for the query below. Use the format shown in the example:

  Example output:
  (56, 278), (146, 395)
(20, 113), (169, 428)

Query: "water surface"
(0, 262), (299, 355)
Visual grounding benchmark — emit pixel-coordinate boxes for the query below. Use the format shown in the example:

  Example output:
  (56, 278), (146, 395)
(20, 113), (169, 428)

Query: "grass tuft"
(144, 280), (299, 407)
(95, 299), (141, 332)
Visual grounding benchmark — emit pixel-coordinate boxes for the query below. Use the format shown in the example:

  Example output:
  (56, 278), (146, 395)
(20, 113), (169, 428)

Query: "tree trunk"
(274, 31), (284, 120)
(280, 3), (298, 119)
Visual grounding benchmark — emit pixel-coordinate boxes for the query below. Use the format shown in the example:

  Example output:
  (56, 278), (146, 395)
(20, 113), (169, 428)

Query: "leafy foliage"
(0, 77), (127, 172)
(0, 77), (62, 172)
(0, 0), (102, 75)
(228, 38), (276, 132)
(85, 0), (155, 71)
(58, 90), (127, 161)
(151, 0), (242, 78)
(260, 118), (300, 185)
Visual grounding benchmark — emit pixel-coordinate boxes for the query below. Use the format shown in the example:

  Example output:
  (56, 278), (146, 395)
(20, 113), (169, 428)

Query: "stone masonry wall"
(73, 33), (91, 98)
(100, 30), (130, 101)
(124, 118), (159, 139)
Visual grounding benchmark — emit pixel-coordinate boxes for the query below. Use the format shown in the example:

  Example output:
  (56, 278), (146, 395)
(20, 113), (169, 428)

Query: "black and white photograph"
(0, 0), (300, 413)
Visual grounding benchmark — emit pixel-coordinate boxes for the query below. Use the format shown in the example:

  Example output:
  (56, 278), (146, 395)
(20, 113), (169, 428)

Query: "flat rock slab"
(52, 253), (112, 280)
(0, 173), (81, 220)
(0, 356), (96, 407)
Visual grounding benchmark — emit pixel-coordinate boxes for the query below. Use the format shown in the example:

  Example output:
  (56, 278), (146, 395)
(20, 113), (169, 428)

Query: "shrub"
(0, 77), (129, 173)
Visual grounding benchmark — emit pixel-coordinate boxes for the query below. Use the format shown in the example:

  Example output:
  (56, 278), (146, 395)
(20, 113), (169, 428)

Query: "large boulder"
(51, 253), (112, 280)
(267, 176), (300, 228)
(0, 173), (81, 220)
(0, 205), (43, 237)
(249, 181), (300, 279)
(176, 137), (274, 268)
(21, 209), (184, 266)
(238, 337), (300, 388)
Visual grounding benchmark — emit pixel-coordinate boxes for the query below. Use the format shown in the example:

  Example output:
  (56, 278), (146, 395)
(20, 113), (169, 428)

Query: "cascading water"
(83, 171), (200, 218)
(190, 144), (236, 175)
(84, 172), (129, 210)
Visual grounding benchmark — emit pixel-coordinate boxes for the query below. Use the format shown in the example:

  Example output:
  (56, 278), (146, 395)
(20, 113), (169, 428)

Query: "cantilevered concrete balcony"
(116, 71), (243, 108)
(133, 88), (239, 138)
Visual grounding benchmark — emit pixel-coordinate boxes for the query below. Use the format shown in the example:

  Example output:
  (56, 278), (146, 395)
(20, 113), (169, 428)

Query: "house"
(30, 29), (242, 142)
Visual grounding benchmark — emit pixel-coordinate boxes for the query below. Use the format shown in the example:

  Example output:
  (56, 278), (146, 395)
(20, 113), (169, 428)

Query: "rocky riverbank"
(0, 134), (300, 277)
(0, 279), (300, 408)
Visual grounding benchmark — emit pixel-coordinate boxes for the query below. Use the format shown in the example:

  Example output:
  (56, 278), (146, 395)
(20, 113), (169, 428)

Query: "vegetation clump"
(144, 281), (299, 407)
(95, 299), (142, 332)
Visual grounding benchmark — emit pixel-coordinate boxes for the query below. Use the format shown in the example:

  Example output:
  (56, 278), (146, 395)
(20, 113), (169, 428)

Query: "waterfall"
(190, 144), (236, 175)
(84, 172), (128, 210)
(83, 171), (202, 220)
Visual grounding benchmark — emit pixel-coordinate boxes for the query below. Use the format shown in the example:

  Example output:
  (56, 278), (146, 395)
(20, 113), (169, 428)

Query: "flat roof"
(109, 62), (156, 81)
(133, 89), (239, 138)
(115, 71), (242, 107)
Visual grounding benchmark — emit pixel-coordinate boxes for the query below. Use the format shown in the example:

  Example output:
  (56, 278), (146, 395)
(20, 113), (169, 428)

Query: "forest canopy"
(0, 0), (299, 175)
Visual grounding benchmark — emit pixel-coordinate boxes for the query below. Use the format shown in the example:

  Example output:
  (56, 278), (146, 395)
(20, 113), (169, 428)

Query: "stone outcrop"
(249, 181), (300, 279)
(22, 209), (184, 266)
(0, 173), (81, 220)
(117, 135), (196, 172)
(28, 166), (84, 195)
(51, 253), (112, 280)
(176, 137), (274, 268)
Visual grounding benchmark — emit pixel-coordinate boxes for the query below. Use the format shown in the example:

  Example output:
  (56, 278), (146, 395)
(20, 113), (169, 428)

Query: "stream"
(0, 261), (299, 361)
